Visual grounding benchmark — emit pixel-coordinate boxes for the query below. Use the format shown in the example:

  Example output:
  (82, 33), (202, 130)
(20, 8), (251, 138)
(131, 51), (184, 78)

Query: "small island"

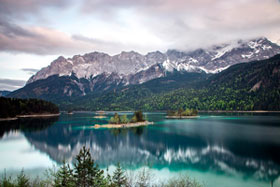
(66, 109), (74, 115)
(93, 111), (153, 129)
(166, 108), (199, 119)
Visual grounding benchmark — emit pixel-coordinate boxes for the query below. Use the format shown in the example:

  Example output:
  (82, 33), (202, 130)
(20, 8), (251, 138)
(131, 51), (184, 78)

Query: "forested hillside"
(59, 54), (280, 111)
(7, 55), (280, 111)
(0, 97), (59, 118)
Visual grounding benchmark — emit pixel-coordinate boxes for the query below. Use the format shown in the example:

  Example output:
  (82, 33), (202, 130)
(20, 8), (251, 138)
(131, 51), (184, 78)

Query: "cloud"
(0, 20), (98, 55)
(0, 0), (97, 55)
(0, 78), (26, 91)
(72, 35), (131, 53)
(0, 0), (280, 55)
(72, 35), (111, 45)
(0, 19), (162, 55)
(80, 0), (280, 50)
(21, 68), (39, 75)
(0, 20), (36, 38)
(0, 0), (70, 20)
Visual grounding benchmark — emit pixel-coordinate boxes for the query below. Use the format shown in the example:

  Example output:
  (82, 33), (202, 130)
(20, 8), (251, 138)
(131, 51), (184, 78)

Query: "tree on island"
(109, 113), (130, 124)
(109, 113), (121, 124)
(167, 108), (198, 117)
(130, 111), (145, 123)
(120, 115), (129, 124)
(67, 109), (73, 114)
(109, 111), (145, 124)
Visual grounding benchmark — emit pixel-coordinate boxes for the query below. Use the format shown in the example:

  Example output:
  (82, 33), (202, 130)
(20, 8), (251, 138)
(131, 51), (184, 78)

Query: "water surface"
(0, 112), (280, 186)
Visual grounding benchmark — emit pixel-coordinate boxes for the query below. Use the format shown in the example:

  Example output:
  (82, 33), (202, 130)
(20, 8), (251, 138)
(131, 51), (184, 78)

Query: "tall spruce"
(74, 146), (106, 187)
(16, 169), (30, 187)
(112, 163), (127, 187)
(131, 111), (145, 123)
(54, 161), (75, 187)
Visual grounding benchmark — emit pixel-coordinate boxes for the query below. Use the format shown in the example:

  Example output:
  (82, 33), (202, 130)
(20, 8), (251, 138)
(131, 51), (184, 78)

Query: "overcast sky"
(1, 0), (280, 91)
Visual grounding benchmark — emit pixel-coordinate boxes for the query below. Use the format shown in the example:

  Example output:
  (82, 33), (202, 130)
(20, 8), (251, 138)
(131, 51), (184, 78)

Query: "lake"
(0, 112), (280, 187)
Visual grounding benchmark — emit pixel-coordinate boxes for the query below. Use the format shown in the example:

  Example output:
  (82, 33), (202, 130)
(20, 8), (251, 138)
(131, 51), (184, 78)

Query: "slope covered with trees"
(7, 54), (280, 111)
(60, 54), (280, 111)
(0, 97), (59, 118)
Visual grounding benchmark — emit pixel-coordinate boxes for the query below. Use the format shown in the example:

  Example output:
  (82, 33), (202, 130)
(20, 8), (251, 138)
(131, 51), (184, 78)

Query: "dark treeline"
(0, 97), (59, 118)
(0, 147), (202, 187)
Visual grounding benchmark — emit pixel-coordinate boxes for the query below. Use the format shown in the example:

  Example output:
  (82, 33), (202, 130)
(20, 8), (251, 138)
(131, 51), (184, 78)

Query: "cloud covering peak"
(0, 0), (279, 55)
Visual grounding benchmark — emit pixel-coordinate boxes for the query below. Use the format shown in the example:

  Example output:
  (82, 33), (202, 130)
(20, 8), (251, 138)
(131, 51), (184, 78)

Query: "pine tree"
(74, 146), (106, 187)
(1, 169), (15, 187)
(131, 111), (145, 123)
(112, 163), (127, 187)
(16, 169), (30, 187)
(54, 161), (75, 187)
(130, 115), (137, 123)
(120, 115), (129, 124)
(110, 113), (121, 124)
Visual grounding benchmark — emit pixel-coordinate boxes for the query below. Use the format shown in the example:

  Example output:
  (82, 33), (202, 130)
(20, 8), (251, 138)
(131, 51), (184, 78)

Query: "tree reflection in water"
(1, 113), (280, 184)
(0, 116), (59, 138)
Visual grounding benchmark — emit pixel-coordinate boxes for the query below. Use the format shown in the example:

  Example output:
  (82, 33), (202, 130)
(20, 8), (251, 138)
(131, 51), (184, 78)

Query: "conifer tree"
(74, 146), (106, 187)
(112, 163), (127, 187)
(16, 169), (30, 187)
(120, 115), (129, 124)
(54, 161), (75, 187)
(1, 169), (15, 187)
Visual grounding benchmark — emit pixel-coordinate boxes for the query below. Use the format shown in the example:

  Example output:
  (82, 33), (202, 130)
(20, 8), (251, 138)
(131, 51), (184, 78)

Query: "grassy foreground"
(0, 147), (203, 187)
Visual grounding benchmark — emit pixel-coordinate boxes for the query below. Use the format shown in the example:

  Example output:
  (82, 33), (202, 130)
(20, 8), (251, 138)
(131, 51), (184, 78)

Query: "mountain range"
(8, 37), (280, 111)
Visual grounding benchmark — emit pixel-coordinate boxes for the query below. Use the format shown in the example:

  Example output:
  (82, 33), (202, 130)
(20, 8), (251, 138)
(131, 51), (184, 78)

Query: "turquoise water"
(0, 112), (280, 186)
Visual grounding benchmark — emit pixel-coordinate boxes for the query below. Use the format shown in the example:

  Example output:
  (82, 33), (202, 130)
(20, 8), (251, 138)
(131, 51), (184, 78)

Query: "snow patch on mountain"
(198, 65), (230, 74)
(162, 59), (173, 72)
(211, 42), (240, 60)
(242, 52), (254, 59)
(27, 37), (280, 86)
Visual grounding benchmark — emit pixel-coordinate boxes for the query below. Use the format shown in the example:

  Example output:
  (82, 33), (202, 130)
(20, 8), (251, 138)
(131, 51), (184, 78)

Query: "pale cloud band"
(0, 0), (279, 56)
(0, 78), (26, 91)
(0, 0), (280, 91)
(21, 68), (39, 75)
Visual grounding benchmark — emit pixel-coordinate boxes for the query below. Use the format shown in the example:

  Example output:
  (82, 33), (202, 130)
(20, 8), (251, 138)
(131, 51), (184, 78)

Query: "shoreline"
(166, 116), (199, 119)
(17, 113), (60, 118)
(0, 117), (18, 121)
(0, 113), (60, 121)
(199, 110), (280, 113)
(63, 110), (280, 113)
(93, 121), (154, 129)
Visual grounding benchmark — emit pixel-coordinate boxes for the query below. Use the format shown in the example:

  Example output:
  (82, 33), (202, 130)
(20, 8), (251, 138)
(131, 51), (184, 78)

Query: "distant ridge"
(9, 54), (280, 111)
(27, 37), (280, 86)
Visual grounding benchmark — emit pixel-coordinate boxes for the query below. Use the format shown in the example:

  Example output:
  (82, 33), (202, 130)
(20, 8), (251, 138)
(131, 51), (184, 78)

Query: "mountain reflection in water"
(10, 112), (279, 184)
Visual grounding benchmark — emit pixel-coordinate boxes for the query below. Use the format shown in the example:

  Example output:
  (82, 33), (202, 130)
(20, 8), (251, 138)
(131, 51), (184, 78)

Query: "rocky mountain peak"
(27, 37), (280, 86)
